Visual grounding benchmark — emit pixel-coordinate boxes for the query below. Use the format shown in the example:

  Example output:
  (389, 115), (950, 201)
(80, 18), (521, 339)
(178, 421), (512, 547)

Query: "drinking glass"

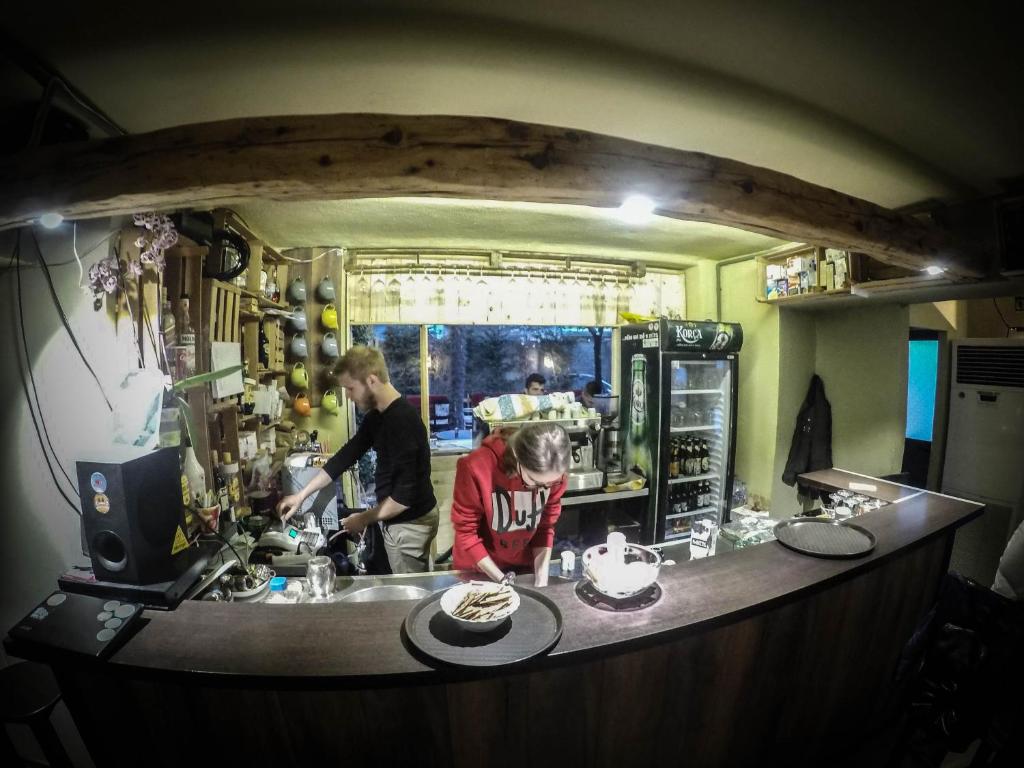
(306, 556), (337, 599)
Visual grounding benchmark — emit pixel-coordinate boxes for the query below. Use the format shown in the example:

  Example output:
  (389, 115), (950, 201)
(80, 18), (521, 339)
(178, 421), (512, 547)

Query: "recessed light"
(38, 212), (64, 229)
(616, 195), (656, 224)
(924, 265), (945, 276)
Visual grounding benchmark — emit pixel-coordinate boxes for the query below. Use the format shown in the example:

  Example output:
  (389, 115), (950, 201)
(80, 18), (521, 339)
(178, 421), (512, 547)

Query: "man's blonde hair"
(335, 345), (390, 383)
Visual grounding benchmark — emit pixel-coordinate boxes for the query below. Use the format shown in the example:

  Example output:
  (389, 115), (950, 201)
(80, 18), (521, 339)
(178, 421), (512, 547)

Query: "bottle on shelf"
(212, 450), (231, 524)
(258, 320), (270, 369)
(700, 439), (711, 474)
(182, 440), (206, 509)
(175, 293), (197, 380)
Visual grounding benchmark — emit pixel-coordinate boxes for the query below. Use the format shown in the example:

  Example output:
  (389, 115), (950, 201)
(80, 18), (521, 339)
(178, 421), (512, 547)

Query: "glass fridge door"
(662, 357), (734, 544)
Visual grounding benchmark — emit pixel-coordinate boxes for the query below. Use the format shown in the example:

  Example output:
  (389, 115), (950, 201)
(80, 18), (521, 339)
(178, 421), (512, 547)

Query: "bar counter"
(7, 472), (983, 768)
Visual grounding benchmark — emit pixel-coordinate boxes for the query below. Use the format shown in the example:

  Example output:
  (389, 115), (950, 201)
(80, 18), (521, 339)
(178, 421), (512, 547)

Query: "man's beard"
(357, 390), (378, 413)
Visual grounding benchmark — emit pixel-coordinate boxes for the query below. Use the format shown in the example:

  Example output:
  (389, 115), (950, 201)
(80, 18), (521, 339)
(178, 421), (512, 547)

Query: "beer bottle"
(686, 438), (696, 476)
(705, 481), (714, 509)
(625, 354), (652, 479)
(669, 439), (679, 478)
(700, 439), (711, 474)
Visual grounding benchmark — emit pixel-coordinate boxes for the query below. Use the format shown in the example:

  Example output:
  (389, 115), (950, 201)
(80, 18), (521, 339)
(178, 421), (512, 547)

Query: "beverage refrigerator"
(619, 320), (744, 547)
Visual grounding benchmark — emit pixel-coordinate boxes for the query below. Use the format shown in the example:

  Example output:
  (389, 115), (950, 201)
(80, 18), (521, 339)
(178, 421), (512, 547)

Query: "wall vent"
(956, 345), (1024, 388)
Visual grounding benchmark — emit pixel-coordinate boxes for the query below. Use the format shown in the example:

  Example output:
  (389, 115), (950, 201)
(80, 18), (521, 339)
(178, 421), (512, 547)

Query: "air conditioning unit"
(942, 339), (1024, 513)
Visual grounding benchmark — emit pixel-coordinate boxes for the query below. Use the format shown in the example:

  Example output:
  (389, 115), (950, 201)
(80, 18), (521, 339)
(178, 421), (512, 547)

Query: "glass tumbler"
(306, 556), (337, 599)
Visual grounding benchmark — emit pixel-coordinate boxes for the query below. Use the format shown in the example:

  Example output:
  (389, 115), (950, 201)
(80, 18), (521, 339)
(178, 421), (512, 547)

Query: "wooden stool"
(0, 662), (73, 768)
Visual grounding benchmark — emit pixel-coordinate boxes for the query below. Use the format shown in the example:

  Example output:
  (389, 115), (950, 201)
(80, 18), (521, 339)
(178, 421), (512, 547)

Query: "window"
(351, 323), (613, 448)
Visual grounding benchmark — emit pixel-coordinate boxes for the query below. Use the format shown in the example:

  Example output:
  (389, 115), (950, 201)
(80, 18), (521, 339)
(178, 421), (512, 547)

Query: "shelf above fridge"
(665, 505), (717, 521)
(670, 389), (722, 395)
(670, 425), (718, 433)
(668, 473), (719, 484)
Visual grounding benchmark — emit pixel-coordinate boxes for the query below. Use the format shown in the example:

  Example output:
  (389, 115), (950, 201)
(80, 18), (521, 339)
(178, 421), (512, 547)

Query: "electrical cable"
(14, 234), (82, 516)
(31, 229), (115, 411)
(207, 526), (250, 573)
(0, 225), (120, 269)
(276, 247), (341, 264)
(72, 221), (84, 288)
(992, 298), (1013, 337)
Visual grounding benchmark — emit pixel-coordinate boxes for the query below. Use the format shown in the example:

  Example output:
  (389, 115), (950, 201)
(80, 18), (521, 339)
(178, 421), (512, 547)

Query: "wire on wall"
(31, 229), (115, 411)
(14, 233), (82, 516)
(992, 298), (1014, 337)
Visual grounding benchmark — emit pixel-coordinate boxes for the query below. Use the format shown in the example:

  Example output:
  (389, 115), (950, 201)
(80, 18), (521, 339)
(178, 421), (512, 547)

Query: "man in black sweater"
(277, 346), (438, 573)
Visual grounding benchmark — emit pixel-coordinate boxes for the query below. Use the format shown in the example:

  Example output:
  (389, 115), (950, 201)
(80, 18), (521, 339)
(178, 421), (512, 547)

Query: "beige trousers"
(381, 507), (439, 573)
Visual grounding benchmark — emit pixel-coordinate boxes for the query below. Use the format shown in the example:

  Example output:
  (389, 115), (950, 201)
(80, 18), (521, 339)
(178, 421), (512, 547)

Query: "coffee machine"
(592, 395), (623, 480)
(566, 426), (605, 492)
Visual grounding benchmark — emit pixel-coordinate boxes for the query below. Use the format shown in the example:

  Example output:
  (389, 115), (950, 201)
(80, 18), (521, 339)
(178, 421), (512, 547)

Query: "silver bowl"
(582, 542), (661, 599)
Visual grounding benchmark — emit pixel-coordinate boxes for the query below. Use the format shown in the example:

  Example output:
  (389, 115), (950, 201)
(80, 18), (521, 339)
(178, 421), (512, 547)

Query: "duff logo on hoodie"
(491, 489), (547, 533)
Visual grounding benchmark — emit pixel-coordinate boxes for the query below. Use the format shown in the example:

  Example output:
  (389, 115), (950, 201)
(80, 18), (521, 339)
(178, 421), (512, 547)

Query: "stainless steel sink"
(337, 585), (432, 602)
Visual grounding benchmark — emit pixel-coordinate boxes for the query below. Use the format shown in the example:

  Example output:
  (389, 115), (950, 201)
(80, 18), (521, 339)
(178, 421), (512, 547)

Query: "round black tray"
(773, 517), (876, 559)
(403, 586), (563, 668)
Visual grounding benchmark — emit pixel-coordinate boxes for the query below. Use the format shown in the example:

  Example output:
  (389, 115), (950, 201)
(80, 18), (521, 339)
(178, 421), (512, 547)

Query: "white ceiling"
(3, 0), (1020, 259)
(232, 198), (789, 261)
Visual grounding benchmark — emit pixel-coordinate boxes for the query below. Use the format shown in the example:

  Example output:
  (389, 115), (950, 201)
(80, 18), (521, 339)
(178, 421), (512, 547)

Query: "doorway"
(902, 329), (940, 488)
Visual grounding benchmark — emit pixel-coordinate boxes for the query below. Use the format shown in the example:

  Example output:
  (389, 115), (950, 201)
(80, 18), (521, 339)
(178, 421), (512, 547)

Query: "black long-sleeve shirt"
(323, 397), (436, 524)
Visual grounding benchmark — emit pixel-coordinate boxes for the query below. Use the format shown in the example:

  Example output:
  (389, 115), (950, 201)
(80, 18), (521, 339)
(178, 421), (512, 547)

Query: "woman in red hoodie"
(451, 422), (570, 587)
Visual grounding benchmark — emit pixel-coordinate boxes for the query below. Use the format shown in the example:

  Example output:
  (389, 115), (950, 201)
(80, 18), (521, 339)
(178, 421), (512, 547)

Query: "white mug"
(560, 550), (576, 574)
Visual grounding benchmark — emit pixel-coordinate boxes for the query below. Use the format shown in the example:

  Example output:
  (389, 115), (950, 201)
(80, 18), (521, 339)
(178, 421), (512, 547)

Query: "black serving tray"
(403, 586), (563, 668)
(774, 517), (876, 559)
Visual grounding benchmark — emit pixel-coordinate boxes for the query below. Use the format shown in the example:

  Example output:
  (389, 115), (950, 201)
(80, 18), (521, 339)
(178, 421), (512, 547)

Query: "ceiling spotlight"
(924, 265), (945, 276)
(38, 212), (64, 229)
(616, 195), (656, 224)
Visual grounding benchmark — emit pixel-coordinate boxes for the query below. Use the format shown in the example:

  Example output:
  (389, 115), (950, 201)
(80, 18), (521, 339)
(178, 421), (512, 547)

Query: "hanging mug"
(293, 392), (311, 417)
(290, 334), (308, 359)
(321, 303), (339, 330)
(322, 389), (340, 414)
(321, 332), (339, 358)
(317, 276), (336, 302)
(289, 306), (307, 331)
(288, 277), (307, 304)
(290, 362), (309, 389)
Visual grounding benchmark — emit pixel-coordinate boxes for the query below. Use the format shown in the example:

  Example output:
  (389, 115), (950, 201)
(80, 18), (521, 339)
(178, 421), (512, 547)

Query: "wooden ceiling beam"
(0, 112), (983, 277)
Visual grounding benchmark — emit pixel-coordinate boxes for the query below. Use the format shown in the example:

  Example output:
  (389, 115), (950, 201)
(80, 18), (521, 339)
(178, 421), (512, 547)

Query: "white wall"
(0, 221), (132, 661)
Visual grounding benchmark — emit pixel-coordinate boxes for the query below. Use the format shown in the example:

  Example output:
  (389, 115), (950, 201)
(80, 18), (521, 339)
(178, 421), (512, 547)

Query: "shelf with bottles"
(670, 389), (722, 396)
(665, 505), (717, 521)
(668, 473), (719, 484)
(670, 425), (718, 433)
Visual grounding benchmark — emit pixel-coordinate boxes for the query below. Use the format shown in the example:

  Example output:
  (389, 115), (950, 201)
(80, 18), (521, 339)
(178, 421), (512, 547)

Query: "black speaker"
(76, 448), (190, 585)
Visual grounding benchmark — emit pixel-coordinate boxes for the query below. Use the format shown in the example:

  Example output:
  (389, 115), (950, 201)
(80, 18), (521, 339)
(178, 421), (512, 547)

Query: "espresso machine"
(566, 426), (605, 492)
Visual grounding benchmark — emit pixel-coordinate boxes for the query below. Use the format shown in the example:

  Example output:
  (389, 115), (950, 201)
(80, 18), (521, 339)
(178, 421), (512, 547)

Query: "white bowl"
(440, 581), (521, 633)
(582, 542), (661, 599)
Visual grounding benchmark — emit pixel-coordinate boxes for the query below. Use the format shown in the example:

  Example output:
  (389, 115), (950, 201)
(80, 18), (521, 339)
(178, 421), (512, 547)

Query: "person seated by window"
(451, 422), (570, 586)
(525, 372), (546, 395)
(580, 380), (602, 409)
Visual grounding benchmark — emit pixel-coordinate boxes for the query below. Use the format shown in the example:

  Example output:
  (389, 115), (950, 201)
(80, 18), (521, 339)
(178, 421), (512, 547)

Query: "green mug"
(322, 389), (340, 414)
(290, 362), (309, 389)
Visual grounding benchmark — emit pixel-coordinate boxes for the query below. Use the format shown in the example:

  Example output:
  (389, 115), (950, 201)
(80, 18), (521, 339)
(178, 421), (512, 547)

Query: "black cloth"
(781, 374), (832, 490)
(323, 397), (436, 525)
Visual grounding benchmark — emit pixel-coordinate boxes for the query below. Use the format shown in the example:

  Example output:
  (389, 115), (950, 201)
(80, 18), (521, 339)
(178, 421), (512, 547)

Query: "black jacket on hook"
(782, 374), (833, 489)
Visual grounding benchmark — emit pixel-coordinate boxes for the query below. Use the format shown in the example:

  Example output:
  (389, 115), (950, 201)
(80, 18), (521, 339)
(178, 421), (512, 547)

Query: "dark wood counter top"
(798, 467), (926, 503)
(13, 474), (985, 768)
(87, 484), (980, 685)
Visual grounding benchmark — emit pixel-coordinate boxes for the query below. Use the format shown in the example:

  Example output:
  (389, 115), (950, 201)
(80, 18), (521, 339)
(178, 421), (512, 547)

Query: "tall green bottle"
(626, 354), (653, 479)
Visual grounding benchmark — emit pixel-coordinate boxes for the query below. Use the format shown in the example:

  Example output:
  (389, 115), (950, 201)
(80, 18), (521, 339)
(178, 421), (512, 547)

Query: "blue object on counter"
(269, 577), (287, 592)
